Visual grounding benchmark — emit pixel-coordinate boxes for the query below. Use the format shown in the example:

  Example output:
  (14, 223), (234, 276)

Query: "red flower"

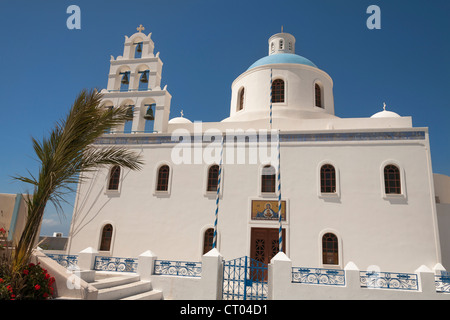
(0, 278), (3, 283)
(43, 293), (48, 298)
(6, 285), (13, 292)
(23, 269), (29, 275)
(0, 227), (6, 234)
(48, 277), (55, 285)
(34, 284), (41, 290)
(28, 263), (35, 267)
(45, 273), (50, 279)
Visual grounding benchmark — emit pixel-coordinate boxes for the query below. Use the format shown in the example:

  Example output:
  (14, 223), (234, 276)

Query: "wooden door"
(250, 228), (286, 280)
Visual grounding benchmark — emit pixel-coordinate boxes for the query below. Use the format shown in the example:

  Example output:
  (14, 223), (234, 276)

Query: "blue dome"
(247, 53), (317, 70)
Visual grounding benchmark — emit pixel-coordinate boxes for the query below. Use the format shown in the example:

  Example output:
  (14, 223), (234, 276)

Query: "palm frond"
(12, 88), (143, 270)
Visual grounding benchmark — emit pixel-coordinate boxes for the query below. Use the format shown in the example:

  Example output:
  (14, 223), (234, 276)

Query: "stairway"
(91, 273), (163, 300)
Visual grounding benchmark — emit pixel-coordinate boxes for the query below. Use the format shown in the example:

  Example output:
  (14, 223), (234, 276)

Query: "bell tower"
(268, 28), (296, 55)
(100, 25), (172, 133)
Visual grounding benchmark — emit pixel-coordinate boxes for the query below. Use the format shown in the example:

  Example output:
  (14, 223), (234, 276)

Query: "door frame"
(250, 227), (286, 266)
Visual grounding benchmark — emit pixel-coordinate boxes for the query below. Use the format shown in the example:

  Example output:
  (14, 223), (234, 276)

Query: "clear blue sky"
(0, 0), (449, 236)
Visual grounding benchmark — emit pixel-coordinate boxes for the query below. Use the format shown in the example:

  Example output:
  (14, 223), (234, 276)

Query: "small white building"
(66, 27), (450, 281)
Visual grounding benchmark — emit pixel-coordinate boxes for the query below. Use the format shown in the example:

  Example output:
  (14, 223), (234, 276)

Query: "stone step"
(97, 280), (153, 300)
(91, 274), (141, 290)
(120, 289), (163, 300)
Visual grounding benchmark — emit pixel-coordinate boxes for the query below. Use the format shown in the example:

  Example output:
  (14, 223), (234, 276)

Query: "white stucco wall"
(227, 64), (334, 122)
(66, 127), (441, 274)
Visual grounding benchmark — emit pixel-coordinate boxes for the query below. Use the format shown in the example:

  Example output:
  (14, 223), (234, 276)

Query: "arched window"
(261, 165), (276, 193)
(108, 166), (121, 191)
(203, 228), (214, 254)
(315, 83), (323, 108)
(384, 165), (401, 194)
(272, 79), (285, 103)
(238, 88), (245, 111)
(207, 165), (220, 192)
(100, 224), (113, 251)
(322, 233), (338, 265)
(156, 165), (170, 191)
(320, 164), (336, 193)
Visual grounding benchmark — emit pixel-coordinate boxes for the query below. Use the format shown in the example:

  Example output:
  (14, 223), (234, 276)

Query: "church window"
(272, 79), (285, 103)
(315, 83), (323, 108)
(100, 224), (113, 251)
(203, 228), (214, 254)
(261, 165), (276, 193)
(108, 166), (121, 191)
(279, 39), (284, 50)
(238, 88), (245, 111)
(207, 165), (220, 192)
(320, 164), (336, 193)
(156, 165), (170, 191)
(322, 233), (338, 265)
(384, 165), (401, 194)
(271, 42), (275, 53)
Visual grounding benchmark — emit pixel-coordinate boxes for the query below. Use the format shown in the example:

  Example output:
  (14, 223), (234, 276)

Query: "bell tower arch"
(101, 25), (171, 133)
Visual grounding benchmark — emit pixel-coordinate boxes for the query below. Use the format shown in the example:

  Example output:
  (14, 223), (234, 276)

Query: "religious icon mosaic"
(251, 200), (286, 221)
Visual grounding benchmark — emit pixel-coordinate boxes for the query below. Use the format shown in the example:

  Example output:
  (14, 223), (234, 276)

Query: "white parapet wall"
(268, 252), (450, 300)
(45, 248), (450, 300)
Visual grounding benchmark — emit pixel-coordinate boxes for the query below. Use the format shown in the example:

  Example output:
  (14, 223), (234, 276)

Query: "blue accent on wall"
(8, 194), (22, 241)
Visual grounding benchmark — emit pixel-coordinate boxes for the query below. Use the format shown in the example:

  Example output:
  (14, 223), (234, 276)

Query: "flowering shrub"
(0, 227), (55, 300)
(15, 263), (55, 300)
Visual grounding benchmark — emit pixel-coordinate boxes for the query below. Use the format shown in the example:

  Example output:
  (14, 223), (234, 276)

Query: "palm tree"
(12, 89), (143, 271)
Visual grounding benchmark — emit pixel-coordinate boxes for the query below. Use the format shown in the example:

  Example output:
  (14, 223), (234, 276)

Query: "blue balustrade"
(94, 256), (138, 273)
(46, 254), (78, 268)
(153, 260), (202, 277)
(360, 271), (419, 291)
(435, 271), (450, 293)
(292, 267), (345, 286)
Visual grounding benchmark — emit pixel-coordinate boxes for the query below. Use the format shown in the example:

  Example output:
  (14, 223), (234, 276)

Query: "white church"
(58, 26), (450, 300)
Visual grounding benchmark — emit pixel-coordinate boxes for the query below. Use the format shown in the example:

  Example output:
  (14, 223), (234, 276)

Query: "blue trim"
(95, 131), (426, 146)
(8, 194), (22, 241)
(248, 53), (317, 70)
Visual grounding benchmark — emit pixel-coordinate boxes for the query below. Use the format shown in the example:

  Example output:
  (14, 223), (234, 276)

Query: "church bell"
(144, 105), (154, 121)
(140, 71), (148, 83)
(136, 42), (142, 53)
(121, 72), (129, 84)
(126, 106), (134, 119)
